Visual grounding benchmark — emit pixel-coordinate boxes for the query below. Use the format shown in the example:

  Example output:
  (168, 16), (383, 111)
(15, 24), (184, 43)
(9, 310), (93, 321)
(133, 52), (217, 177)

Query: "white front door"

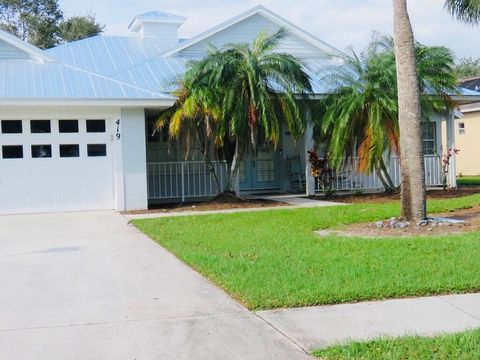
(0, 118), (116, 214)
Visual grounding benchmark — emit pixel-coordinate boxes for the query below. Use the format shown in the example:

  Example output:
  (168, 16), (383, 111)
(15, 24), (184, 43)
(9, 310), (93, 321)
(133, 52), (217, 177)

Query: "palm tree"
(392, 0), (480, 221)
(318, 39), (399, 192)
(393, 0), (427, 222)
(156, 76), (223, 191)
(445, 0), (480, 23)
(176, 28), (312, 194)
(318, 36), (457, 193)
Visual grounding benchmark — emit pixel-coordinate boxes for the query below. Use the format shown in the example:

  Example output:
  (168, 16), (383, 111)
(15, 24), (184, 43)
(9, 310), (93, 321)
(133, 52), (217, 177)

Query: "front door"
(239, 140), (281, 191)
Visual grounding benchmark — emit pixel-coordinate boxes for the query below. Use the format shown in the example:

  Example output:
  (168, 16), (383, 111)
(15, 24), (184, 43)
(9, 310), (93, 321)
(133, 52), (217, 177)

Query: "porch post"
(305, 106), (316, 196)
(446, 109), (457, 188)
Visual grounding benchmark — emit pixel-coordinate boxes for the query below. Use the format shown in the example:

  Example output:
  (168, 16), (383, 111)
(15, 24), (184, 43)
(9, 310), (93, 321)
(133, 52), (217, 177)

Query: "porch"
(144, 110), (452, 204)
(146, 155), (444, 203)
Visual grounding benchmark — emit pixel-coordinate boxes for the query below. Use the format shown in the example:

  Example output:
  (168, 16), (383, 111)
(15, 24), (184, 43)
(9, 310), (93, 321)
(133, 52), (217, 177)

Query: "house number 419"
(115, 119), (121, 140)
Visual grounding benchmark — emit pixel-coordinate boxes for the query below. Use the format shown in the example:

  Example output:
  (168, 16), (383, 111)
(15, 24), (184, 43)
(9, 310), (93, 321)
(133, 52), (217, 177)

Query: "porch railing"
(315, 155), (443, 193)
(147, 161), (227, 202)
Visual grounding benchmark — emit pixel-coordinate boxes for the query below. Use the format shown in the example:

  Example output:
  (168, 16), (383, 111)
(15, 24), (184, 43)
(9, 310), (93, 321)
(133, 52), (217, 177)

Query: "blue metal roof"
(46, 35), (337, 95)
(0, 58), (171, 100)
(459, 87), (480, 96)
(1, 6), (479, 103)
(46, 35), (172, 78)
(131, 11), (186, 22)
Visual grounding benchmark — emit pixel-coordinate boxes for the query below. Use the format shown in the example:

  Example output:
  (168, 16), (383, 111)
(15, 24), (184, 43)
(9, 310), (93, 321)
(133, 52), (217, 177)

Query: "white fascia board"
(0, 98), (176, 108)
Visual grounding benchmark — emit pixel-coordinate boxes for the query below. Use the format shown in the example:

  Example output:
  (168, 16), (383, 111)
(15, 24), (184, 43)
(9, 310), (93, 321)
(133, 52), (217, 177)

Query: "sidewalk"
(124, 196), (343, 220)
(256, 293), (480, 351)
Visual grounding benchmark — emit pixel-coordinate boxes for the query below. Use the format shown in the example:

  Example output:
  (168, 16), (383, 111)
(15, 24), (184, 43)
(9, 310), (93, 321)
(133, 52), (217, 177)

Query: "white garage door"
(0, 118), (116, 214)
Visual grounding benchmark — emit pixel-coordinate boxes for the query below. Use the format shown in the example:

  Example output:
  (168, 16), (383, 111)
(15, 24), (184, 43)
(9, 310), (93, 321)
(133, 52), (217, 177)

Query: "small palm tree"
(156, 76), (223, 191)
(173, 28), (312, 194)
(318, 36), (457, 193)
(318, 40), (399, 192)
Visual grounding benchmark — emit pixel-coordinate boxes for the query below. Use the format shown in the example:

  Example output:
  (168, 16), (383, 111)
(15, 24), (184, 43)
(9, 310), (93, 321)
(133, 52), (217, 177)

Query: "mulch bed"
(316, 205), (480, 238)
(123, 197), (287, 215)
(313, 186), (480, 204)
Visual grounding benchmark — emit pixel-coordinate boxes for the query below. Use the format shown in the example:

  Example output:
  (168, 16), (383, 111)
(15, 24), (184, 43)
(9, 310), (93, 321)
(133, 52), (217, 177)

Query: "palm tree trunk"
(376, 159), (396, 193)
(225, 139), (243, 194)
(392, 0), (427, 221)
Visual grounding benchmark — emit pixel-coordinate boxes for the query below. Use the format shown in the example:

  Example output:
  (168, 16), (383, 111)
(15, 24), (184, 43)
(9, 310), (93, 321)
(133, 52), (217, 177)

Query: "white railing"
(315, 155), (443, 192)
(147, 161), (227, 202)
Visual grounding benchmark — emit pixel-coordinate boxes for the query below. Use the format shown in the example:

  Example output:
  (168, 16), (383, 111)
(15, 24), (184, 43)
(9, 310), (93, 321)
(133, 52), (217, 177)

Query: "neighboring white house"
(0, 5), (479, 214)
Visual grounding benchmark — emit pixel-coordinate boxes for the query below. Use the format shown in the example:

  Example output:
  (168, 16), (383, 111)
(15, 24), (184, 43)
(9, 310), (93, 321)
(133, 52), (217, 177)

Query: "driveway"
(0, 211), (310, 360)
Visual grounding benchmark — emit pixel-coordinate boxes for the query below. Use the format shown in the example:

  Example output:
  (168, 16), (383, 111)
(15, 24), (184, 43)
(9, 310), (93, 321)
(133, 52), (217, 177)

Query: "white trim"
(0, 29), (55, 63)
(128, 12), (187, 30)
(162, 5), (343, 57)
(0, 99), (175, 107)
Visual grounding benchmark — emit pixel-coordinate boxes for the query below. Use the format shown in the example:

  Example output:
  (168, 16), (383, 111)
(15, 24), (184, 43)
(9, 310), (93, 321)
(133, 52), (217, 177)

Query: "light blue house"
(0, 5), (478, 214)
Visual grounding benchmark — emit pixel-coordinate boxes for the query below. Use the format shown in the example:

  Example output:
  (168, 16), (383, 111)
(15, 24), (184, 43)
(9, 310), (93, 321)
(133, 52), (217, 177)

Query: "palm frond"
(445, 0), (480, 23)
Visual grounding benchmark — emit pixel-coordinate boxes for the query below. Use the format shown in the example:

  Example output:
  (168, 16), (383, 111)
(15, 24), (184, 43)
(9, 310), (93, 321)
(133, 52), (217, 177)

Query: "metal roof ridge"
(59, 62), (174, 99)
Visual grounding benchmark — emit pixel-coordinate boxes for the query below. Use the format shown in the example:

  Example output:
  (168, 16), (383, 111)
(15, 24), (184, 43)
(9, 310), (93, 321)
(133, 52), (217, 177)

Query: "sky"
(59, 0), (480, 59)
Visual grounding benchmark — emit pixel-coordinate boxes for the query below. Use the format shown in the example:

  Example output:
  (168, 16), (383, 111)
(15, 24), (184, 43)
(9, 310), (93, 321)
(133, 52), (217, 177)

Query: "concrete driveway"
(0, 211), (310, 360)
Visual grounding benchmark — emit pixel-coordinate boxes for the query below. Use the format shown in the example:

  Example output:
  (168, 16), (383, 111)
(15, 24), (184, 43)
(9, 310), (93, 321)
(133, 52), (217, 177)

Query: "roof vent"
(128, 11), (186, 47)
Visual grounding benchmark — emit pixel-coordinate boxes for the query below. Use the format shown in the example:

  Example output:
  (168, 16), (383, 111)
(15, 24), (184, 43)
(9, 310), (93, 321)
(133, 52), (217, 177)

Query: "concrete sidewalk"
(257, 293), (480, 351)
(124, 196), (343, 220)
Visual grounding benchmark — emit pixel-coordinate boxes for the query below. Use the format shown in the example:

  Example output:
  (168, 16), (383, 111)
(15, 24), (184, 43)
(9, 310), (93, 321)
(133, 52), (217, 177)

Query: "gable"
(176, 14), (332, 59)
(0, 39), (29, 59)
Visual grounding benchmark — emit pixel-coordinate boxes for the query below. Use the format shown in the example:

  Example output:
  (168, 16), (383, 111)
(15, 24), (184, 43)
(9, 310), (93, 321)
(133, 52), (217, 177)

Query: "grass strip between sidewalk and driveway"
(134, 194), (480, 310)
(313, 328), (480, 360)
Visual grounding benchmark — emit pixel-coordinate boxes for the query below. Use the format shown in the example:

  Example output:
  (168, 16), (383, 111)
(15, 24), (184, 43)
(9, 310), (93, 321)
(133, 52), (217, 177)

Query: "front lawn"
(313, 328), (480, 360)
(134, 194), (480, 310)
(458, 176), (480, 186)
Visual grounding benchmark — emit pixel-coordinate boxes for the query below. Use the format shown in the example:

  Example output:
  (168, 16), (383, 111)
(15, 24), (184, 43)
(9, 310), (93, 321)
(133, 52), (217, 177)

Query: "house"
(0, 6), (479, 215)
(454, 76), (480, 176)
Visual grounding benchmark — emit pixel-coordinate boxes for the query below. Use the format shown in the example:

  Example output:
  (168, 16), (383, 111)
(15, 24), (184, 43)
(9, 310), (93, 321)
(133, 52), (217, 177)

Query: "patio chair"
(287, 156), (306, 192)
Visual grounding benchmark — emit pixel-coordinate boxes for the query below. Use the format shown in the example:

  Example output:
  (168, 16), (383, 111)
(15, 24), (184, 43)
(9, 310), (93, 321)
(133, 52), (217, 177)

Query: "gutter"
(0, 98), (176, 108)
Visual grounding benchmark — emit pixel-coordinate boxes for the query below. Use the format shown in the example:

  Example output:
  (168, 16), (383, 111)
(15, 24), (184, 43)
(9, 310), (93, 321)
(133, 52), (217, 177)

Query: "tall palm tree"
(318, 36), (457, 193)
(393, 0), (426, 222)
(392, 0), (479, 221)
(183, 28), (312, 194)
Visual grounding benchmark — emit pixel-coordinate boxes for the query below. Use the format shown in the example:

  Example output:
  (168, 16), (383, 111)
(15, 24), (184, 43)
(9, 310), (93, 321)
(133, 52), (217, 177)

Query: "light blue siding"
(178, 14), (328, 59)
(0, 39), (29, 59)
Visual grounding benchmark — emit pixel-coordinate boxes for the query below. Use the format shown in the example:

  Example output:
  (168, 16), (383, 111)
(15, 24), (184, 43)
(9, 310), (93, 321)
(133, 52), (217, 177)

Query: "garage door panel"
(0, 118), (116, 214)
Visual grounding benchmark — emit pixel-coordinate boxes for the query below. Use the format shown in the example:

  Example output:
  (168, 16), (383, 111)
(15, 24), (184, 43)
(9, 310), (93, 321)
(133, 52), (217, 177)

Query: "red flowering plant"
(308, 150), (335, 197)
(442, 148), (460, 190)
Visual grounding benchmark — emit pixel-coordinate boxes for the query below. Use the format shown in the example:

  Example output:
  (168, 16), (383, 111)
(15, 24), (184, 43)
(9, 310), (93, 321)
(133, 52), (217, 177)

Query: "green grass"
(458, 176), (480, 186)
(134, 194), (480, 310)
(313, 328), (480, 359)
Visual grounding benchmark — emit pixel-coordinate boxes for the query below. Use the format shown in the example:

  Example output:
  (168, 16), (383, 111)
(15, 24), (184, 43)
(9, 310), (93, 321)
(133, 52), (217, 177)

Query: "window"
(458, 122), (466, 136)
(87, 144), (107, 157)
(421, 122), (437, 155)
(2, 145), (23, 159)
(31, 145), (52, 158)
(1, 120), (22, 134)
(86, 119), (106, 133)
(30, 120), (51, 134)
(59, 120), (79, 133)
(59, 144), (79, 158)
